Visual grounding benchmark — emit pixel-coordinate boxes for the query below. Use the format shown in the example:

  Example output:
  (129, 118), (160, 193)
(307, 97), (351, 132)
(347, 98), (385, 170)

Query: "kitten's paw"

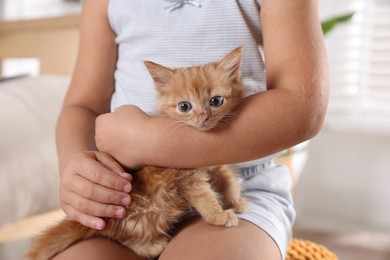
(223, 209), (239, 227)
(207, 209), (239, 227)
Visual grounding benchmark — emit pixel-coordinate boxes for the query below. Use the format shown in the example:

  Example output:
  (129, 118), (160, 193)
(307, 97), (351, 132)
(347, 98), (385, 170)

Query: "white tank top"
(108, 0), (265, 114)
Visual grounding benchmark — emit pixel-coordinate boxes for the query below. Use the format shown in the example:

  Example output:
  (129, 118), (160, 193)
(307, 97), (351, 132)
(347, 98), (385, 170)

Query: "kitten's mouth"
(197, 122), (214, 131)
(194, 117), (222, 131)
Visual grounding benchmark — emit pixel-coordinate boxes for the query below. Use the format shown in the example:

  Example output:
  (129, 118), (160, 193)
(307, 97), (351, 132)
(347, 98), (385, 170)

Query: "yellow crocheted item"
(286, 239), (338, 260)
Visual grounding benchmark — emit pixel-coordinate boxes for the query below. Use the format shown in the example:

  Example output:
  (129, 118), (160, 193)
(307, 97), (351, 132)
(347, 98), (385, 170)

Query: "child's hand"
(59, 150), (132, 230)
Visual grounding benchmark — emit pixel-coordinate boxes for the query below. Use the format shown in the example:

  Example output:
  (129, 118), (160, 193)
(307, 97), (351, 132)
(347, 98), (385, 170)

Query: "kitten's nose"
(197, 114), (208, 126)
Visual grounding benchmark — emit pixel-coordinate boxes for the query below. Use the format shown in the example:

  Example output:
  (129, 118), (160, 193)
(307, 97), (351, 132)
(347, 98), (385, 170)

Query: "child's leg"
(160, 215), (281, 260)
(53, 238), (143, 260)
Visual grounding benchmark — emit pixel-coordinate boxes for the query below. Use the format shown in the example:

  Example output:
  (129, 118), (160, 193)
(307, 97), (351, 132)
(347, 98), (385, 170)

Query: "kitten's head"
(145, 47), (243, 131)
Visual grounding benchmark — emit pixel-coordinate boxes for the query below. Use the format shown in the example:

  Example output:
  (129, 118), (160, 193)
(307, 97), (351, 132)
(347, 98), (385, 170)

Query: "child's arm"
(95, 0), (329, 170)
(56, 0), (132, 229)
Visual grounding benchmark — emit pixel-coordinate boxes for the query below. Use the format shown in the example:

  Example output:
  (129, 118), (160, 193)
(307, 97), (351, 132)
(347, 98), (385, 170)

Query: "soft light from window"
(321, 0), (390, 133)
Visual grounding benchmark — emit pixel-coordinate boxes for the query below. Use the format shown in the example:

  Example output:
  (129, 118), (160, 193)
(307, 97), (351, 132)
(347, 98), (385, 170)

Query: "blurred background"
(293, 1), (390, 259)
(295, 0), (390, 232)
(0, 0), (81, 77)
(0, 0), (389, 259)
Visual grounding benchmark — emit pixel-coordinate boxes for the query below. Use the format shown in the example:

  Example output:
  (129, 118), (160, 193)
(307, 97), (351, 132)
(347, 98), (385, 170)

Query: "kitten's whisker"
(213, 113), (239, 130)
(220, 112), (237, 123)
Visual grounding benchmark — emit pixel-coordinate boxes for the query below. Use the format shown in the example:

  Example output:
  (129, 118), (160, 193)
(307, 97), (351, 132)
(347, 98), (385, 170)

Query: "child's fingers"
(62, 192), (127, 229)
(71, 174), (131, 207)
(76, 157), (132, 193)
(59, 151), (133, 228)
(62, 203), (106, 230)
(94, 152), (133, 181)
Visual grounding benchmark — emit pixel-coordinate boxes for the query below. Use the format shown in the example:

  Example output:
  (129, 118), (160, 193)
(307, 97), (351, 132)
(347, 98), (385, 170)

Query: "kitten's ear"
(144, 61), (174, 89)
(217, 46), (243, 81)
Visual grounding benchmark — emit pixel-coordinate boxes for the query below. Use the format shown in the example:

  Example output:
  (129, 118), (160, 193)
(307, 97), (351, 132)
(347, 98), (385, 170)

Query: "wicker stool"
(286, 239), (338, 260)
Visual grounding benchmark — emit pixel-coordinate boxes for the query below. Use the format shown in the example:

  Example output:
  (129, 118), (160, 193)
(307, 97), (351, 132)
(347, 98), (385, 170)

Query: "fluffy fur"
(26, 47), (247, 260)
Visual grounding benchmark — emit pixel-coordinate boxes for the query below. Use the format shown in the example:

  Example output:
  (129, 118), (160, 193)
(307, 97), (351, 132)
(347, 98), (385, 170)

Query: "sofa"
(0, 75), (69, 228)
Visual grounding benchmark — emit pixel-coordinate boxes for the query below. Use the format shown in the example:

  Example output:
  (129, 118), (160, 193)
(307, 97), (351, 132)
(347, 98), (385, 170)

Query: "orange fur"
(26, 47), (247, 259)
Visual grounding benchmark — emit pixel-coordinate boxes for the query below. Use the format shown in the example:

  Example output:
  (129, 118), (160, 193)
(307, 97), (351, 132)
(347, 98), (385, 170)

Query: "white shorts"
(233, 158), (296, 259)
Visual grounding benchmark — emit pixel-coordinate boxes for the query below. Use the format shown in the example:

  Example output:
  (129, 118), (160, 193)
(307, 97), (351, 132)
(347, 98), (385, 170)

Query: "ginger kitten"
(26, 47), (247, 259)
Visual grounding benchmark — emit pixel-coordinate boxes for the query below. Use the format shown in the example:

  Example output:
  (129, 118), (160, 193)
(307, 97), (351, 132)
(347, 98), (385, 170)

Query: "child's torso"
(108, 0), (265, 114)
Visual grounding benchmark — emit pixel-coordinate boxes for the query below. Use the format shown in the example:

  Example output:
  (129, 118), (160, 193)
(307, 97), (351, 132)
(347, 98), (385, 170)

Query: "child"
(55, 0), (329, 259)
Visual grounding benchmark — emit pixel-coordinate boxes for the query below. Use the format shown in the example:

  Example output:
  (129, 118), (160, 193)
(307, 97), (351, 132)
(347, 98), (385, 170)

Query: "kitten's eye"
(178, 101), (192, 113)
(210, 96), (224, 107)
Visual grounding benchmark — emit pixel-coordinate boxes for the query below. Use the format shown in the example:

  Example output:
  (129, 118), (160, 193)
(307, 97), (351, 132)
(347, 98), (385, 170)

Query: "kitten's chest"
(132, 167), (213, 194)
(132, 167), (181, 193)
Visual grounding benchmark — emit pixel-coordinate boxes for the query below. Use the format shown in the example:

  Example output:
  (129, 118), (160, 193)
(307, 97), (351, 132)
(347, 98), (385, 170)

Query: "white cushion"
(0, 75), (69, 227)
